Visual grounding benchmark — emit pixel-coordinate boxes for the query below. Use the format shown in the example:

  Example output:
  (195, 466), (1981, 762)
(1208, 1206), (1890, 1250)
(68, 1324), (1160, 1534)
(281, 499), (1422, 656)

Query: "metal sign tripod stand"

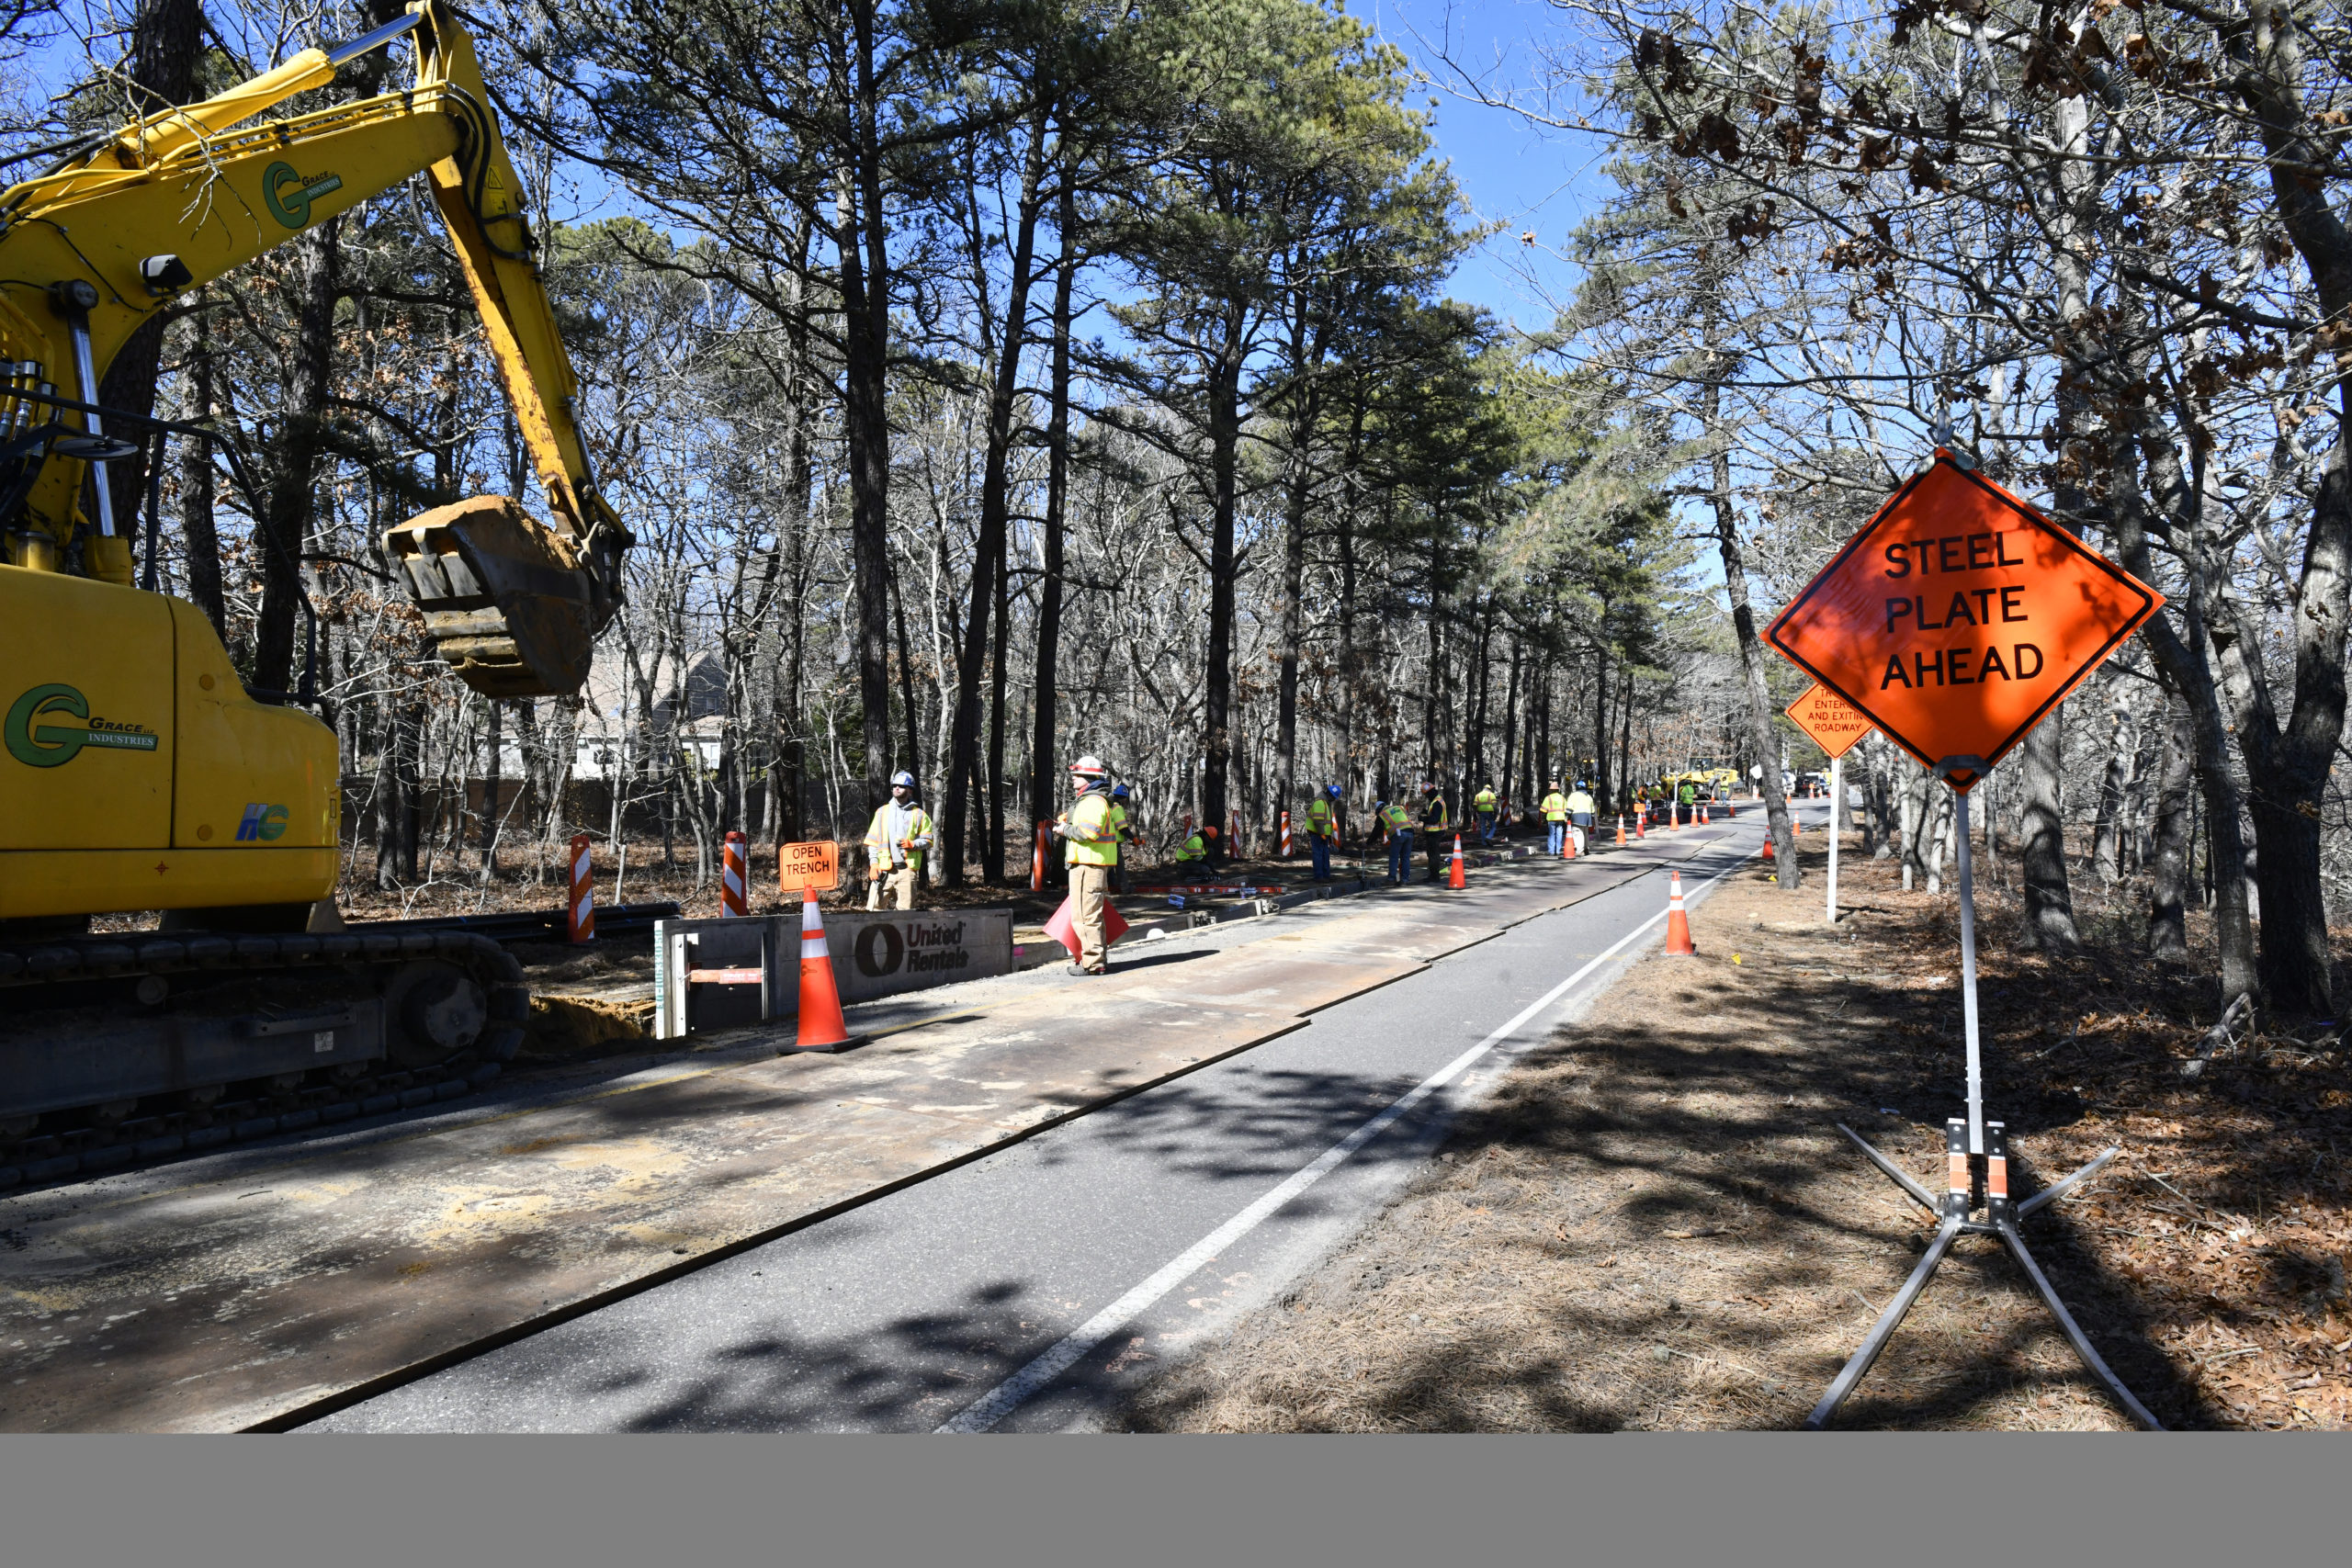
(1805, 762), (2164, 1431)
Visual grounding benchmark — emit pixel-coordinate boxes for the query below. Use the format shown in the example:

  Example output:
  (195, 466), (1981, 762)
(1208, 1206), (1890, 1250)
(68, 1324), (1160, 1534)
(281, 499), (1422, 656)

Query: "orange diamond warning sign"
(1766, 452), (2161, 792)
(1785, 682), (1871, 760)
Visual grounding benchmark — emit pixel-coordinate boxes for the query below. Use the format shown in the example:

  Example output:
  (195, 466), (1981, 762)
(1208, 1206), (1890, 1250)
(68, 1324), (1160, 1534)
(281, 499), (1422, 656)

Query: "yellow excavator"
(0, 6), (629, 1179)
(1660, 766), (1742, 801)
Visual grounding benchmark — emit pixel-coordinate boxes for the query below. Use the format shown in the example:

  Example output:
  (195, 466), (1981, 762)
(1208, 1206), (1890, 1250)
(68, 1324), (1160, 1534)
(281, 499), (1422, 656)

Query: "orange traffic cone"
(1701, 803), (1710, 825)
(1634, 810), (1645, 840)
(1615, 815), (1627, 847)
(792, 886), (856, 1052)
(1664, 871), (1697, 957)
(1763, 835), (1776, 861)
(1565, 820), (1578, 859)
(1449, 834), (1466, 889)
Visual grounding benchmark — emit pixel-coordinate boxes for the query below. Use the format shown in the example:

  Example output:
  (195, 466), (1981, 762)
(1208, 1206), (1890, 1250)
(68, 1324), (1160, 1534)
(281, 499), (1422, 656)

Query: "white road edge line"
(936, 848), (1755, 1433)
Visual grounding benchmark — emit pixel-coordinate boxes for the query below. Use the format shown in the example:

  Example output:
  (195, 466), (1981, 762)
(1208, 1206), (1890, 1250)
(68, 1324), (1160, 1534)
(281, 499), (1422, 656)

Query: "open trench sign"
(1766, 451), (2162, 791)
(1784, 682), (1872, 760)
(778, 839), (841, 895)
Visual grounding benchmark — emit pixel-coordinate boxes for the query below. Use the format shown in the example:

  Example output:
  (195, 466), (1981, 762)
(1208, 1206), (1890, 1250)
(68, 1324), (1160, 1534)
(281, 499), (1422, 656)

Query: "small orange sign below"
(1766, 452), (2162, 791)
(1785, 682), (1872, 760)
(778, 839), (841, 894)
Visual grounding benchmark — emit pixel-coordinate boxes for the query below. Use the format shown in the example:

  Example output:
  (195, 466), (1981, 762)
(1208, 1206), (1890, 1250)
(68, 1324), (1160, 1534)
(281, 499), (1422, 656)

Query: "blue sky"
(1371, 0), (1615, 332)
(12, 1), (1610, 332)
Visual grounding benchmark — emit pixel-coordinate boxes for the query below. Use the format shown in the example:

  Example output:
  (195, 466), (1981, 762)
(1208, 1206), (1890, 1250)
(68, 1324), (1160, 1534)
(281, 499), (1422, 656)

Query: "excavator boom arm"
(0, 4), (624, 696)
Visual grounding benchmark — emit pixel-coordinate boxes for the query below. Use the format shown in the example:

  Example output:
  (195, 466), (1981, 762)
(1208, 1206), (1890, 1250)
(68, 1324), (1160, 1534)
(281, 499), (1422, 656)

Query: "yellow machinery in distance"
(1660, 766), (1743, 801)
(0, 7), (629, 1165)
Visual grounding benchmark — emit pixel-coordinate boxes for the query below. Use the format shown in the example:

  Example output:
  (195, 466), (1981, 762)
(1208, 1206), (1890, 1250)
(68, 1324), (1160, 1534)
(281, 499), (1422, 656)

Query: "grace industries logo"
(5, 682), (157, 768)
(263, 160), (345, 229)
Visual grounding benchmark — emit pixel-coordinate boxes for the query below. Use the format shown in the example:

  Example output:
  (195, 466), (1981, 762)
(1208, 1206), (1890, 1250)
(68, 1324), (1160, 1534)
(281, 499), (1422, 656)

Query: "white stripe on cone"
(801, 896), (831, 956)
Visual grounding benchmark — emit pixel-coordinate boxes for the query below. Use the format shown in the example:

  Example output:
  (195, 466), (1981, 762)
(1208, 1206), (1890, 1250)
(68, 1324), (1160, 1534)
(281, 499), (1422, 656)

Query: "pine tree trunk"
(1591, 627), (1611, 810)
(943, 118), (1046, 886)
(839, 143), (895, 817)
(177, 293), (225, 635)
(1201, 325), (1245, 843)
(2016, 714), (2078, 950)
(1028, 184), (1075, 876)
(1498, 641), (1521, 816)
(254, 220), (339, 694)
(1274, 310), (1318, 822)
(96, 0), (203, 541)
(986, 529), (1009, 883)
(481, 700), (503, 881)
(2092, 693), (2133, 885)
(2148, 690), (2195, 964)
(1703, 372), (1796, 888)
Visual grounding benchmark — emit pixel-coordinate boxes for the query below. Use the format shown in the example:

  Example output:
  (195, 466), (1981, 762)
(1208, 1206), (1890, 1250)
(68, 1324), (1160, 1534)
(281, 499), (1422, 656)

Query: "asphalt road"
(313, 815), (1799, 1433)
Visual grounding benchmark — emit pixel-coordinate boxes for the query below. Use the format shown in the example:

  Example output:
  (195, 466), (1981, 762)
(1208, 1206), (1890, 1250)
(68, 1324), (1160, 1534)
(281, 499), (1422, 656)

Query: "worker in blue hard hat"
(864, 770), (934, 910)
(1108, 782), (1138, 893)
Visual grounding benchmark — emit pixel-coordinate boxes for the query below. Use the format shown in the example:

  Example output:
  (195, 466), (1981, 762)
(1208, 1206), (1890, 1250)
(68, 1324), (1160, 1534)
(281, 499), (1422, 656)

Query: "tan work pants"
(866, 865), (917, 911)
(1069, 862), (1112, 971)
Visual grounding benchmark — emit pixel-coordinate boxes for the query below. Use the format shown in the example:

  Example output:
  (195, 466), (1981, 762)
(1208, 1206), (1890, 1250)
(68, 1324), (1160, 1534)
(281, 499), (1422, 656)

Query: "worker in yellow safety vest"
(1473, 783), (1498, 843)
(1417, 783), (1450, 883)
(1304, 784), (1340, 882)
(864, 769), (935, 910)
(1539, 780), (1570, 858)
(1376, 798), (1414, 886)
(1053, 755), (1119, 975)
(1172, 824), (1207, 868)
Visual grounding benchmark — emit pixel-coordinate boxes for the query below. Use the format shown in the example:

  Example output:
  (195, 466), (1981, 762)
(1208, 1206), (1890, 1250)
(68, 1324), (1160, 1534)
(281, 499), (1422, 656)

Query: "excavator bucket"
(385, 495), (598, 699)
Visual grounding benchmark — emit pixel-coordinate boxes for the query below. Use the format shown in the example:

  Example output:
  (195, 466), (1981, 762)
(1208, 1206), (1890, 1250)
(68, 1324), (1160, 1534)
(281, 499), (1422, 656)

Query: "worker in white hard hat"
(864, 769), (934, 910)
(1053, 755), (1119, 975)
(1566, 779), (1598, 856)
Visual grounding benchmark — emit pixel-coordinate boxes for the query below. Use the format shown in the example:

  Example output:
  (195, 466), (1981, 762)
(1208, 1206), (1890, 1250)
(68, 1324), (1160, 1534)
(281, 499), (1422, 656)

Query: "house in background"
(574, 646), (732, 781)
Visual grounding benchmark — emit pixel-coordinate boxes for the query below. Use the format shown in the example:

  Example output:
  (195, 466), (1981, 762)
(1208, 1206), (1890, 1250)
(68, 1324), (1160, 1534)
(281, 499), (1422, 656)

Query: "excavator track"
(0, 928), (528, 1190)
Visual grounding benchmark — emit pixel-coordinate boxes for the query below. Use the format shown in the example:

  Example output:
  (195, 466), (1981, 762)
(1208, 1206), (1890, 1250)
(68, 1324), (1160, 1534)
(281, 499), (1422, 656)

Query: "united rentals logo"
(263, 160), (345, 229)
(5, 682), (157, 768)
(852, 919), (972, 978)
